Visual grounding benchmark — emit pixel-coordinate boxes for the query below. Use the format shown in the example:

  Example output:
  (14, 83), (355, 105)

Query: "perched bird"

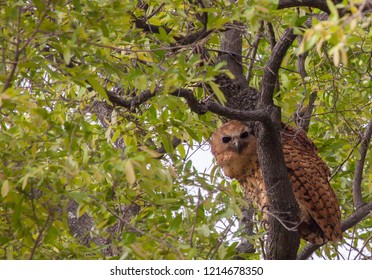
(211, 120), (342, 245)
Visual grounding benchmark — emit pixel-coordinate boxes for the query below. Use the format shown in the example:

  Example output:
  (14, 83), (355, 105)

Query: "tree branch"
(170, 88), (208, 114)
(278, 0), (331, 13)
(218, 23), (247, 87)
(257, 120), (301, 260)
(132, 9), (215, 47)
(170, 88), (271, 123)
(353, 118), (372, 209)
(2, 1), (50, 92)
(105, 87), (270, 125)
(106, 89), (156, 109)
(297, 202), (372, 259)
(246, 21), (264, 85)
(256, 27), (301, 260)
(29, 210), (54, 260)
(266, 22), (277, 50)
(260, 28), (297, 107)
(294, 35), (317, 133)
(215, 23), (259, 112)
(295, 91), (317, 132)
(278, 0), (372, 16)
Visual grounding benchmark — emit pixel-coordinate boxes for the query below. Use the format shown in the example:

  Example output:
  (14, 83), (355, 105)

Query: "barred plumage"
(211, 120), (342, 244)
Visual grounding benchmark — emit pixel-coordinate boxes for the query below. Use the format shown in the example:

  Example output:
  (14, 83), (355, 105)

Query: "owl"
(211, 120), (343, 245)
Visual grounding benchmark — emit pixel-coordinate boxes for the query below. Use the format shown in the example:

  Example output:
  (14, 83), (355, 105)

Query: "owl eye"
(240, 131), (249, 139)
(222, 136), (232, 143)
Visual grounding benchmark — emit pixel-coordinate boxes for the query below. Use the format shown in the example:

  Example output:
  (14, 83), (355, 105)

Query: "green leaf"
(63, 45), (71, 65)
(22, 174), (30, 190)
(124, 160), (136, 185)
(326, 0), (339, 20)
(1, 180), (9, 197)
(139, 146), (162, 158)
(198, 224), (210, 237)
(208, 81), (226, 105)
(86, 77), (109, 100)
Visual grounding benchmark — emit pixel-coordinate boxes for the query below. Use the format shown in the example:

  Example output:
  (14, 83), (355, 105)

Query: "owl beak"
(232, 139), (242, 153)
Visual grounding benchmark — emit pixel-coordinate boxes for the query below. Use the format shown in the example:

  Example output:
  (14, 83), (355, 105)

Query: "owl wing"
(281, 126), (342, 244)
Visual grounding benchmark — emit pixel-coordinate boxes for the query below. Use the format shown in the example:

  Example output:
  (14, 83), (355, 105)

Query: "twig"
(208, 217), (236, 259)
(246, 21), (264, 85)
(147, 3), (165, 19)
(2, 8), (21, 92)
(2, 1), (51, 92)
(189, 189), (202, 248)
(295, 91), (317, 132)
(331, 139), (361, 180)
(353, 234), (372, 260)
(29, 211), (54, 260)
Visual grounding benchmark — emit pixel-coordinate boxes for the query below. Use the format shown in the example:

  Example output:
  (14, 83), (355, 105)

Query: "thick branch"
(257, 120), (301, 260)
(260, 28), (297, 107)
(170, 88), (208, 114)
(106, 89), (155, 109)
(132, 17), (173, 34)
(256, 27), (300, 259)
(207, 102), (271, 123)
(106, 87), (269, 124)
(353, 118), (372, 209)
(278, 0), (331, 13)
(171, 88), (271, 123)
(219, 24), (247, 86)
(215, 24), (259, 112)
(297, 202), (372, 259)
(278, 0), (372, 16)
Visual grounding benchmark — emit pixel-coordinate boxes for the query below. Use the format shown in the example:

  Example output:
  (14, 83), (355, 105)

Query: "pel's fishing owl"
(211, 120), (342, 244)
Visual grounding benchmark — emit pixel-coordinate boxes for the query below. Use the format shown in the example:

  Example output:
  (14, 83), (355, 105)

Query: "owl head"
(211, 120), (254, 155)
(210, 120), (257, 179)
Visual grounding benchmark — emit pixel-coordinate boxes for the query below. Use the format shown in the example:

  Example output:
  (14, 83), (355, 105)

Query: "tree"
(0, 0), (371, 260)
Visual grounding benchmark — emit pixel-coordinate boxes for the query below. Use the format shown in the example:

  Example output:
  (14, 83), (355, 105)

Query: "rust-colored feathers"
(211, 120), (342, 244)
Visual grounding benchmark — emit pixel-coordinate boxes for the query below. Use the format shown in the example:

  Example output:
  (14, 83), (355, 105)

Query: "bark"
(277, 0), (331, 13)
(257, 28), (300, 260)
(256, 118), (301, 260)
(259, 28), (297, 107)
(219, 24), (246, 87)
(353, 119), (372, 209)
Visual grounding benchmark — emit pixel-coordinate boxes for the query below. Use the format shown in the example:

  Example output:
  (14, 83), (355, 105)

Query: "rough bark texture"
(256, 27), (300, 259)
(256, 120), (301, 259)
(211, 22), (301, 259)
(353, 119), (372, 209)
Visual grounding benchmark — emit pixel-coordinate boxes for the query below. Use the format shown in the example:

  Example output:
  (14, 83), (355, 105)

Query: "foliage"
(0, 0), (371, 259)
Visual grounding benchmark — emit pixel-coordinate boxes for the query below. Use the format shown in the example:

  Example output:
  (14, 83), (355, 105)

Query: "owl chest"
(218, 152), (259, 181)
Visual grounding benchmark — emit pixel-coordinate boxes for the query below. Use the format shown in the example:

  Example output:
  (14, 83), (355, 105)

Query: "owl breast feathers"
(211, 120), (342, 245)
